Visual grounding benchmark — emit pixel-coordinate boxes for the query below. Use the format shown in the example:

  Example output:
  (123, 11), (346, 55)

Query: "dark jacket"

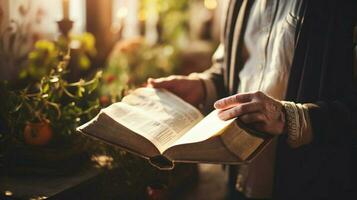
(275, 0), (357, 199)
(204, 0), (357, 199)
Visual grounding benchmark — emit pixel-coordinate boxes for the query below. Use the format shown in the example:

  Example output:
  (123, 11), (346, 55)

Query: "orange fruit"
(24, 120), (53, 146)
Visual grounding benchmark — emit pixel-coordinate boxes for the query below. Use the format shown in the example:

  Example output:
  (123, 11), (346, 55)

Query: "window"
(112, 0), (140, 39)
(3, 0), (86, 39)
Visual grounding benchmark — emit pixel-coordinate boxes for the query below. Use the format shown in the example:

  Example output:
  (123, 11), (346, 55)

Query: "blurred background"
(0, 0), (228, 199)
(0, 0), (223, 83)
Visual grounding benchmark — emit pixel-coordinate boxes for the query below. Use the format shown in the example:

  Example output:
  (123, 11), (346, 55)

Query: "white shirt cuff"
(282, 101), (313, 148)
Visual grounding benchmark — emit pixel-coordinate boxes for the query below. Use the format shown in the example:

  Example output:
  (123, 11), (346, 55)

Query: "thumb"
(147, 78), (155, 87)
(147, 77), (174, 89)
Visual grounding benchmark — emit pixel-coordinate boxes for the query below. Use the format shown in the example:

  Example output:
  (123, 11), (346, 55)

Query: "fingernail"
(214, 101), (222, 109)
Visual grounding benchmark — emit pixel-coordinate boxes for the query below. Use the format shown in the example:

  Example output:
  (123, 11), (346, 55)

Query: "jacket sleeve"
(304, 0), (357, 146)
(305, 95), (357, 146)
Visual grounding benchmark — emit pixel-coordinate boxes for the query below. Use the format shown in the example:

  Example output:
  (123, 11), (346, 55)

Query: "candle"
(62, 0), (69, 19)
(145, 1), (158, 45)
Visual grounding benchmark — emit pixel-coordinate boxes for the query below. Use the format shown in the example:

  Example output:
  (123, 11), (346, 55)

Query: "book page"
(77, 113), (160, 158)
(172, 110), (235, 147)
(102, 88), (203, 153)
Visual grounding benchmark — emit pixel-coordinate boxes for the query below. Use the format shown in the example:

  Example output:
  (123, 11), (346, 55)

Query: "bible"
(77, 88), (271, 170)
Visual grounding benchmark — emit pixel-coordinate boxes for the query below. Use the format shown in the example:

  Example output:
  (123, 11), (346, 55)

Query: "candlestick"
(57, 19), (73, 38)
(63, 0), (70, 20)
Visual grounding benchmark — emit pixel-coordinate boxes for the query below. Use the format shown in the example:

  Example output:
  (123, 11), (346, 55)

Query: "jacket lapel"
(229, 0), (254, 94)
(223, 0), (254, 95)
(223, 0), (242, 94)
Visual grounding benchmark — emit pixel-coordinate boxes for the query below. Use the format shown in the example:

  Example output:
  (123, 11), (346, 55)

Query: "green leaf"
(78, 55), (90, 70)
(42, 83), (49, 93)
(35, 40), (56, 52)
(50, 76), (59, 83)
(77, 87), (85, 97)
(19, 70), (27, 79)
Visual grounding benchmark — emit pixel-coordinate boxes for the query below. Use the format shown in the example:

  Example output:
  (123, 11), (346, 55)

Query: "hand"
(214, 91), (286, 135)
(147, 75), (205, 107)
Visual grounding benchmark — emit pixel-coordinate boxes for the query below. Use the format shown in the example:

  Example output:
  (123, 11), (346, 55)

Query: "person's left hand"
(214, 91), (286, 135)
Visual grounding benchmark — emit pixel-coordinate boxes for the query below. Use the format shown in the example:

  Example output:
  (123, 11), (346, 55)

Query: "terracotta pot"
(24, 120), (53, 146)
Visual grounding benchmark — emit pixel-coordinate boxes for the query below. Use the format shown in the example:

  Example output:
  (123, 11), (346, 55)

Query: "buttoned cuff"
(188, 73), (218, 114)
(282, 101), (313, 148)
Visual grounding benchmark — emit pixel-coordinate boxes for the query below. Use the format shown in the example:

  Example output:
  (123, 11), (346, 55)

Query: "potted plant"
(1, 45), (102, 175)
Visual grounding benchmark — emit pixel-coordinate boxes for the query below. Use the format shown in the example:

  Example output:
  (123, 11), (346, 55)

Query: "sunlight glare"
(5, 190), (13, 196)
(204, 0), (217, 10)
(116, 7), (129, 19)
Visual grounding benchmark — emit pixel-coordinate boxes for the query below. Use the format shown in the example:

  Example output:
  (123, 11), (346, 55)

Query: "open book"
(78, 88), (271, 170)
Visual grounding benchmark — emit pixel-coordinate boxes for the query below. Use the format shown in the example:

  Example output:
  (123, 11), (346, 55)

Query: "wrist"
(197, 78), (207, 105)
(188, 73), (216, 113)
(186, 75), (206, 105)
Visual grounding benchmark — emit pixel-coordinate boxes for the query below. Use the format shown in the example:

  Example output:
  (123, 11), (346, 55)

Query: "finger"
(146, 78), (155, 87)
(214, 93), (253, 110)
(239, 112), (266, 124)
(147, 77), (175, 89)
(147, 78), (155, 85)
(217, 102), (263, 120)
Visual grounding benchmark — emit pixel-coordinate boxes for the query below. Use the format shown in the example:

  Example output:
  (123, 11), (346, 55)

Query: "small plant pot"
(24, 120), (53, 146)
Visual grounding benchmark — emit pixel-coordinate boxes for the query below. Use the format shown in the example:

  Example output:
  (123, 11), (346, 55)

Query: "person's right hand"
(147, 75), (205, 107)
